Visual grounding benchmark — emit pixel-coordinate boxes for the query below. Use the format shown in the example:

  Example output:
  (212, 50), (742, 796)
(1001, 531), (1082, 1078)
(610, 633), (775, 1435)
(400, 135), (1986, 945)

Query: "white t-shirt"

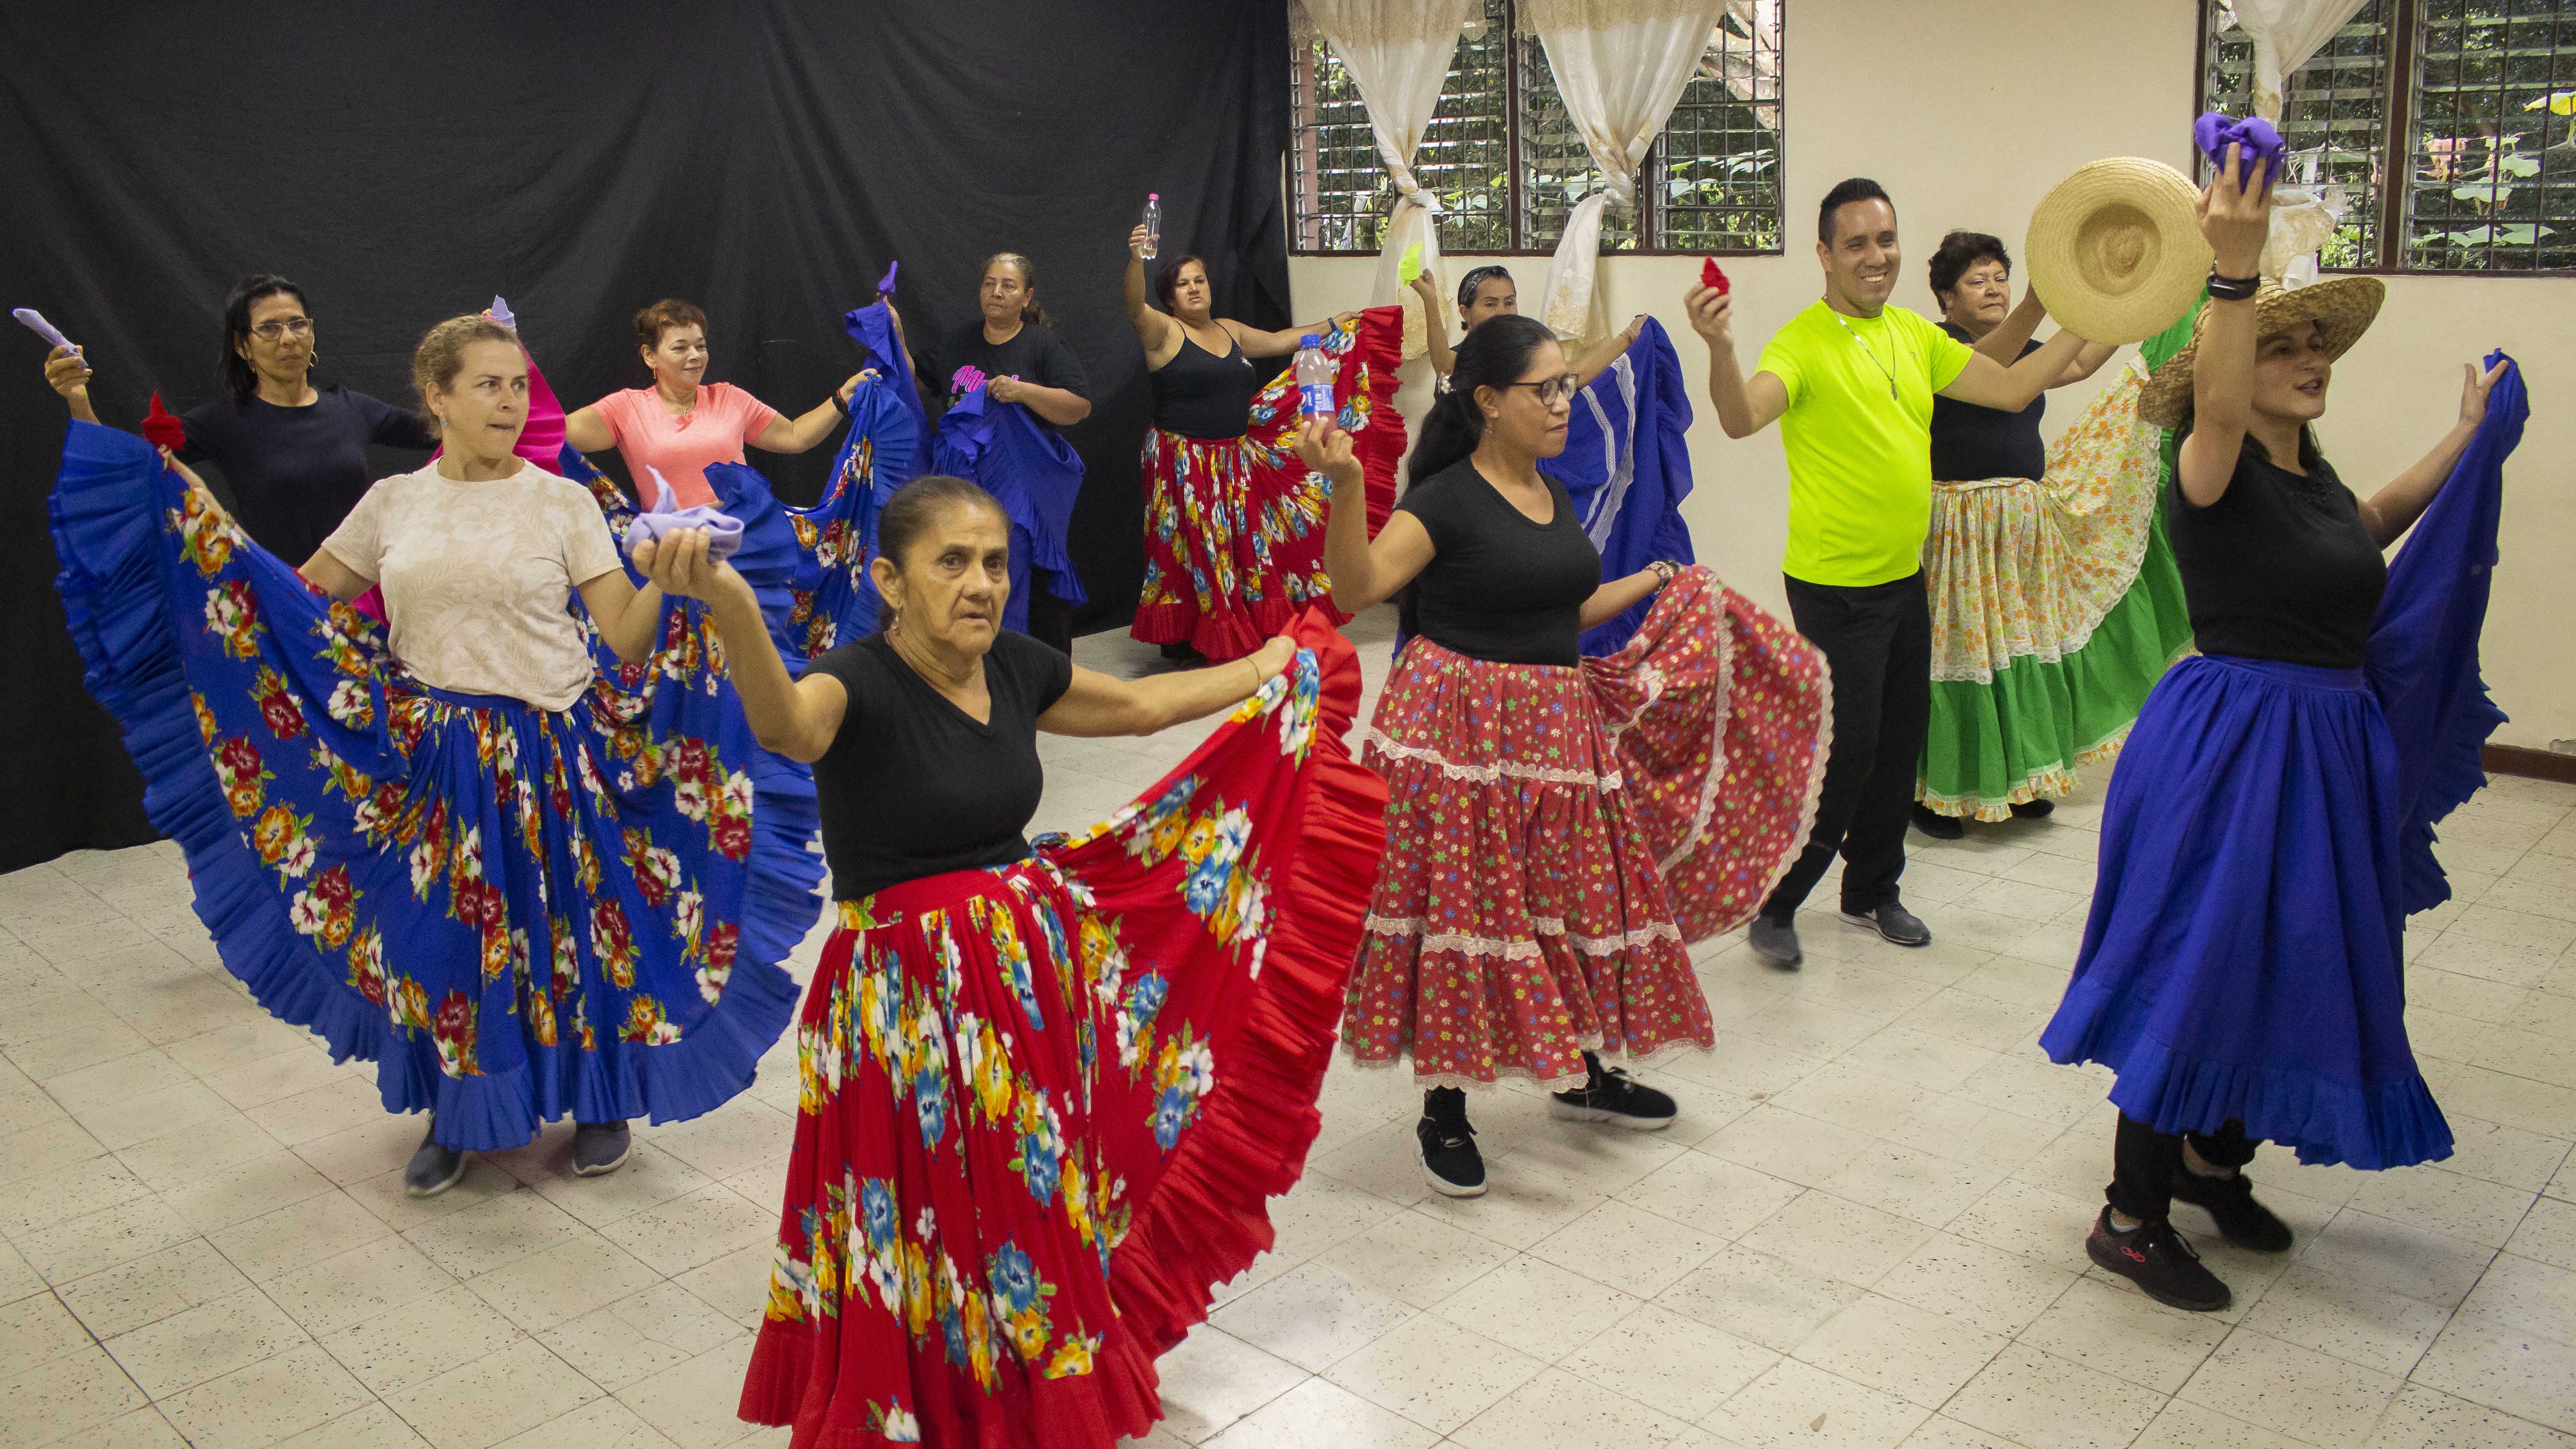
(322, 462), (626, 712)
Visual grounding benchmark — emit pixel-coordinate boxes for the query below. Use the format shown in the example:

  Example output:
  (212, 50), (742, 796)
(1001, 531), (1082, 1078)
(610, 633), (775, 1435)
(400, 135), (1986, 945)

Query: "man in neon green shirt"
(1687, 178), (2089, 966)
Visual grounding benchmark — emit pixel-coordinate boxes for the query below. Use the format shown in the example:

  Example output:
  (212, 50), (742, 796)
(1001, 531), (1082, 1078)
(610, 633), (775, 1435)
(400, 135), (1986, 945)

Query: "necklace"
(1829, 310), (1901, 400)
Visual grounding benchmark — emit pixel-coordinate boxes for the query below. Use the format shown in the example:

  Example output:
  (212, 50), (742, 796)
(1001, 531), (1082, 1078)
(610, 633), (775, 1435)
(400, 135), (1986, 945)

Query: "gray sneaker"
(1748, 915), (1802, 967)
(1843, 901), (1932, 947)
(404, 1119), (469, 1198)
(572, 1120), (632, 1177)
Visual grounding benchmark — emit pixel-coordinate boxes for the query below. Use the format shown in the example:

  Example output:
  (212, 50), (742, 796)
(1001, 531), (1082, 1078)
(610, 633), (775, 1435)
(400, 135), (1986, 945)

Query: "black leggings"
(2107, 1112), (2261, 1221)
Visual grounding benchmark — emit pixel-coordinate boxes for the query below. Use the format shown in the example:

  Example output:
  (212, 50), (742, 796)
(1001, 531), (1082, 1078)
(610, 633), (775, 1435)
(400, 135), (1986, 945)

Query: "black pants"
(1762, 571), (1932, 920)
(1025, 592), (1073, 655)
(2107, 1113), (2261, 1221)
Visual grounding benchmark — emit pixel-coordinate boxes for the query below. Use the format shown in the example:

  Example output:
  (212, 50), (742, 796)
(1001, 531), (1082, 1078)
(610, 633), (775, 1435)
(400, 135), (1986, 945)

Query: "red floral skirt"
(740, 612), (1385, 1449)
(1131, 308), (1405, 661)
(1341, 570), (1832, 1088)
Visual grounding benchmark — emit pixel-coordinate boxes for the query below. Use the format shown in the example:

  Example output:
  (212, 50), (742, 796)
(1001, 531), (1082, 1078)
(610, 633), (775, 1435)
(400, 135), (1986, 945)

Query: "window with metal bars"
(1289, 0), (1785, 256)
(2199, 0), (2576, 273)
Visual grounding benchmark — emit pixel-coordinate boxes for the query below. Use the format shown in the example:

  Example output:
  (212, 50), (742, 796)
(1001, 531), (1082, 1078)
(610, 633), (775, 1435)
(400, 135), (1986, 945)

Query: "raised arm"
(2353, 359), (2506, 546)
(1221, 312), (1359, 360)
(1971, 290), (2048, 366)
(2174, 144), (2277, 509)
(1407, 271), (1455, 378)
(1937, 328), (2090, 412)
(43, 345), (104, 425)
(637, 528), (849, 761)
(562, 404), (615, 454)
(1124, 227), (1180, 361)
(1571, 316), (1646, 390)
(1295, 418), (1435, 613)
(1039, 637), (1294, 737)
(1682, 285), (1787, 439)
(753, 373), (876, 454)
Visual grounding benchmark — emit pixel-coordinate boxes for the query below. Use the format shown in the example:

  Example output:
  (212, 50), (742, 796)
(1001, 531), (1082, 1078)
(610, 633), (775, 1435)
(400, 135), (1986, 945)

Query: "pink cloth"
(591, 382), (780, 508)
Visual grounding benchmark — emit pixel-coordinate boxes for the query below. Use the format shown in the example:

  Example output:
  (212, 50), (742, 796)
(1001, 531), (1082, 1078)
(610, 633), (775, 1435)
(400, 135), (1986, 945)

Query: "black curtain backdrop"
(0, 0), (1291, 873)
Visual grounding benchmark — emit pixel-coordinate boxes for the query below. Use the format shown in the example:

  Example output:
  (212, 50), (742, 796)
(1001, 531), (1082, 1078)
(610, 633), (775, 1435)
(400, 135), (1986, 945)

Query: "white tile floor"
(6, 604), (2576, 1449)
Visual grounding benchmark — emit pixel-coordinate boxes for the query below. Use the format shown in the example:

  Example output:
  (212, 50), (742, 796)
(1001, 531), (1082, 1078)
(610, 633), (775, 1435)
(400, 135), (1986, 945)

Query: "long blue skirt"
(2038, 654), (2451, 1169)
(50, 422), (824, 1150)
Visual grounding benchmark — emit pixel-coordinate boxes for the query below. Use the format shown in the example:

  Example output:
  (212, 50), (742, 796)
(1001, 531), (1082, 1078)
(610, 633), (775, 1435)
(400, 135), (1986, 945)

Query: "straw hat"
(2023, 159), (2212, 346)
(2134, 276), (2387, 427)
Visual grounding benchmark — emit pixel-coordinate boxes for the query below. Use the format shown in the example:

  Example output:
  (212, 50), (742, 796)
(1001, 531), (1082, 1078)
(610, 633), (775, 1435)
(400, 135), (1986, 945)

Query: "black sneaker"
(1748, 915), (1803, 968)
(403, 1118), (469, 1199)
(1550, 1065), (1677, 1130)
(2086, 1208), (2231, 1312)
(572, 1120), (633, 1178)
(1417, 1091), (1485, 1198)
(2169, 1169), (2294, 1253)
(2009, 800), (2055, 820)
(1911, 804), (1966, 839)
(1841, 901), (1932, 947)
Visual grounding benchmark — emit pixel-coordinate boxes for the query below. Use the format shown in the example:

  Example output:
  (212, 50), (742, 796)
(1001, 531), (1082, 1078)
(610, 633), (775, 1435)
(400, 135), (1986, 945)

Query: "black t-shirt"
(180, 385), (437, 564)
(806, 630), (1076, 899)
(1395, 459), (1601, 667)
(1149, 332), (1262, 440)
(1929, 324), (2046, 482)
(921, 321), (1091, 418)
(2168, 440), (2387, 669)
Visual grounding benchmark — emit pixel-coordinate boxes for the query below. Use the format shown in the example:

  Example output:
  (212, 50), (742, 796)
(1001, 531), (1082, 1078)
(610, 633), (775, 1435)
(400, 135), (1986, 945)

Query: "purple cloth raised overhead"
(2193, 112), (2286, 185)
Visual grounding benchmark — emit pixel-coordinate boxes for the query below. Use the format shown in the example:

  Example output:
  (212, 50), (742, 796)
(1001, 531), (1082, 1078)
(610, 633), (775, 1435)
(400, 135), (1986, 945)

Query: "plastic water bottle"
(1140, 194), (1161, 260)
(1294, 335), (1335, 418)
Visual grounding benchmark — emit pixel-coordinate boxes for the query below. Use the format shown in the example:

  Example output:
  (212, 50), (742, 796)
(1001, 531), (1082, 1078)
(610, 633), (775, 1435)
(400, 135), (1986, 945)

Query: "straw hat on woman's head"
(2023, 158), (2212, 346)
(2134, 276), (2387, 427)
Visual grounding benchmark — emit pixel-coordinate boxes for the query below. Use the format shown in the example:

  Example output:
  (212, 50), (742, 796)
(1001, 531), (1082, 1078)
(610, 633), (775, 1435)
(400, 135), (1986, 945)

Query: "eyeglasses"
(248, 318), (313, 341)
(1500, 373), (1582, 405)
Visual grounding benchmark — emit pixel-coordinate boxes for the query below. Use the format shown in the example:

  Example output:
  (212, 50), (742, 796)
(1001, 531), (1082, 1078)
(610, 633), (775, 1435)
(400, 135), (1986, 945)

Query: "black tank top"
(1149, 331), (1261, 441)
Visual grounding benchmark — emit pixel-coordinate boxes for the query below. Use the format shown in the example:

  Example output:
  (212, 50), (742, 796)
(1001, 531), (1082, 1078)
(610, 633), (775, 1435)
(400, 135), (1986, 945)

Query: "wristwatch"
(1649, 560), (1680, 588)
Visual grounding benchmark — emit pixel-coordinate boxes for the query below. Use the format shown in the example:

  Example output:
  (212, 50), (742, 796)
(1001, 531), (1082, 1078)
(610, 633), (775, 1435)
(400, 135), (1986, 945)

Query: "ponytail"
(1410, 313), (1554, 486)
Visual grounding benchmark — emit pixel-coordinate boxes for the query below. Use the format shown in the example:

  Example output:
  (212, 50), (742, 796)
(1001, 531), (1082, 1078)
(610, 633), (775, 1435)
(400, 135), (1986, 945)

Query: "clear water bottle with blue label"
(1294, 335), (1335, 418)
(1140, 193), (1160, 260)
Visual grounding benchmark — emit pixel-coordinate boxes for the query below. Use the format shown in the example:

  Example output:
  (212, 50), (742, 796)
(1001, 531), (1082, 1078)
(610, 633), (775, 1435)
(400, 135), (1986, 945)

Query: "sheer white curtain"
(1526, 0), (1729, 343)
(1298, 0), (1478, 359)
(1711, 0), (1780, 133)
(2222, 0), (2372, 283)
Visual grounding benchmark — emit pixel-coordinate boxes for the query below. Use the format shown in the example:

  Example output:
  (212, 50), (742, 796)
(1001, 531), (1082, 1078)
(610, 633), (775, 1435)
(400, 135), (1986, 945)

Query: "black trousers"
(1025, 592), (1073, 655)
(2107, 1113), (2261, 1221)
(1762, 571), (1932, 920)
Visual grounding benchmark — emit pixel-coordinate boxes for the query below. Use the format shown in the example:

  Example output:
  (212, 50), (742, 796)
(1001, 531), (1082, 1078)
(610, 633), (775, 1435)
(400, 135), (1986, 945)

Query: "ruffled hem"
(49, 422), (821, 1152)
(2040, 984), (2453, 1170)
(1099, 607), (1385, 1357)
(1336, 1032), (1715, 1093)
(737, 1312), (1165, 1449)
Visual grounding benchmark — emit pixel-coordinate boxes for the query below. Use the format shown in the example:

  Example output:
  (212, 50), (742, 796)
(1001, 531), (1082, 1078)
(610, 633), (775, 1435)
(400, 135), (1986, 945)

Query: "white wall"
(1289, 0), (2576, 750)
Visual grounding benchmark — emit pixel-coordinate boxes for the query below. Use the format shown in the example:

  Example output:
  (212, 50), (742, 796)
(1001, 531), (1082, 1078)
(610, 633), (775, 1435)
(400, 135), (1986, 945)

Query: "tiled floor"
(7, 605), (2576, 1449)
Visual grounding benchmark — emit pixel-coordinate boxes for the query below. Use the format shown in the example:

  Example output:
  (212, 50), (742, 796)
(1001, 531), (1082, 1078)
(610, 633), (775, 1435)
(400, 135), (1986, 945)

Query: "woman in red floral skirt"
(639, 475), (1381, 1448)
(1298, 315), (1832, 1198)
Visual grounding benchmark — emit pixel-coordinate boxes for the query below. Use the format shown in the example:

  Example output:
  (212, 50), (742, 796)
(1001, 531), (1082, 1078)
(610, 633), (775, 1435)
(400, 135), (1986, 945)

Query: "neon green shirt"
(1755, 301), (1975, 586)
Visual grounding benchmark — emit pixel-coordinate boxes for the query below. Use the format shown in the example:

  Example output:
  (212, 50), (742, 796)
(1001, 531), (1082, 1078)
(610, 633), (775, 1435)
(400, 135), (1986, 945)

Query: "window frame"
(2194, 0), (2576, 276)
(1288, 0), (1790, 258)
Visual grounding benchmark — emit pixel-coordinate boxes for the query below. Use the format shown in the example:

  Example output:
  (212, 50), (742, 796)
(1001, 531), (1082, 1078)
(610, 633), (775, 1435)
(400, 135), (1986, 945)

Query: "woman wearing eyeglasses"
(42, 274), (436, 564)
(1296, 316), (1831, 1199)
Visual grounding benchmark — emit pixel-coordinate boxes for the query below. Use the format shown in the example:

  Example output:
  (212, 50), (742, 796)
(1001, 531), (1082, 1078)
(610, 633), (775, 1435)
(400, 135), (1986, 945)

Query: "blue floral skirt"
(49, 421), (823, 1151)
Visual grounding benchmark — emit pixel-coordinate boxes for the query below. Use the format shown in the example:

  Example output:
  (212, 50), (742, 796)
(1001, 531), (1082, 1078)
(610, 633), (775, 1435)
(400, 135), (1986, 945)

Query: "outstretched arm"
(1682, 285), (1786, 439)
(1295, 418), (1435, 613)
(1039, 637), (1295, 737)
(1580, 568), (1666, 629)
(1937, 329), (2090, 412)
(752, 373), (877, 454)
(1571, 316), (1646, 389)
(2056, 341), (2120, 388)
(1222, 312), (1360, 360)
(2354, 359), (2506, 546)
(637, 528), (849, 761)
(562, 404), (615, 454)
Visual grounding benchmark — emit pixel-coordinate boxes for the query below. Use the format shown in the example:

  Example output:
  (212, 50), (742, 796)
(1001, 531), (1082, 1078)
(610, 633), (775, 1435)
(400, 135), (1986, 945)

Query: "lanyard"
(1830, 310), (1901, 400)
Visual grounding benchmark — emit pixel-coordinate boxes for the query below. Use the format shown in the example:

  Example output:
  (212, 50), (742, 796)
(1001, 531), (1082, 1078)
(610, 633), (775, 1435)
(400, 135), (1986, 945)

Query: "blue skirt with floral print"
(49, 421), (824, 1151)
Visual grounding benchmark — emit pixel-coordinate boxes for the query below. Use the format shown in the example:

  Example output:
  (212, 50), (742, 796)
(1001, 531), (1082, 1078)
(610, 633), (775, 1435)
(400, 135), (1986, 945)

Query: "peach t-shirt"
(591, 382), (781, 507)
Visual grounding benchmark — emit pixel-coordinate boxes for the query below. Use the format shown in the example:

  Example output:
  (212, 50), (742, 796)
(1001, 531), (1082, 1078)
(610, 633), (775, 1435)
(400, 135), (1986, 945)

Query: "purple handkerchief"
(2194, 112), (2286, 184)
(622, 467), (745, 563)
(877, 261), (898, 296)
(13, 308), (74, 352)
